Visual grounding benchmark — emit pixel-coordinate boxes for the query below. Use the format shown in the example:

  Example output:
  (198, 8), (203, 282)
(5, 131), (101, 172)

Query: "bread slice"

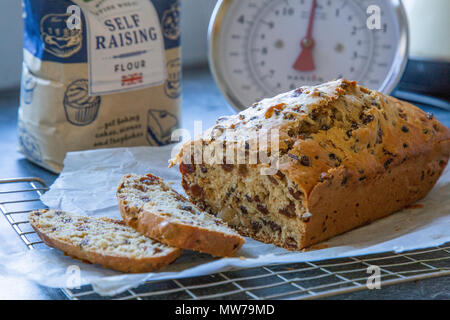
(29, 209), (183, 273)
(117, 174), (245, 257)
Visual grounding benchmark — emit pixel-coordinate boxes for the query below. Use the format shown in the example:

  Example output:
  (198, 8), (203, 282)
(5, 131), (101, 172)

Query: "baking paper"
(0, 145), (448, 296)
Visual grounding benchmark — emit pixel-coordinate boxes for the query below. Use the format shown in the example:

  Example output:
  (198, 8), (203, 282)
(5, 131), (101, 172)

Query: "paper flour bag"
(18, 0), (181, 173)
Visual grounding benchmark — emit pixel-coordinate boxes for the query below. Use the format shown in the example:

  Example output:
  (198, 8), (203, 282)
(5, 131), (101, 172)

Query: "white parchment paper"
(0, 146), (448, 296)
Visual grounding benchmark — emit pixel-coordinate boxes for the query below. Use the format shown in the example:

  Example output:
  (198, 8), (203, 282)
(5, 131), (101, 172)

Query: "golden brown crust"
(117, 196), (140, 229)
(117, 174), (245, 257)
(33, 227), (182, 273)
(131, 209), (245, 257)
(302, 146), (448, 248)
(277, 86), (450, 199)
(29, 210), (183, 273)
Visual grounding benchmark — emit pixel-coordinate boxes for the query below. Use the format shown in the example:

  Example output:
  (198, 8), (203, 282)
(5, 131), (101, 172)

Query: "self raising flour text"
(96, 14), (158, 49)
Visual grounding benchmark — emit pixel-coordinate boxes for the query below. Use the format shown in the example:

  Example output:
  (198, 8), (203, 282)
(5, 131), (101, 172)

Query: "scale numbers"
(209, 0), (408, 110)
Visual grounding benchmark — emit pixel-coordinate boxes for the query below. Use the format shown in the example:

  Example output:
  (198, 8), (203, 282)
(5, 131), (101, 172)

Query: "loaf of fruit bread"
(29, 209), (183, 273)
(171, 79), (450, 250)
(117, 173), (245, 257)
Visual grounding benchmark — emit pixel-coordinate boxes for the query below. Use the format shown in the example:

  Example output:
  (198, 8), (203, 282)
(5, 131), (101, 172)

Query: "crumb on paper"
(302, 244), (329, 252)
(405, 203), (424, 209)
(239, 256), (246, 261)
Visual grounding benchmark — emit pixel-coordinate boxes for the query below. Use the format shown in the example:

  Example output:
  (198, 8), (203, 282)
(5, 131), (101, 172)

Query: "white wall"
(403, 0), (450, 61)
(181, 0), (217, 66)
(0, 0), (23, 90)
(0, 0), (217, 90)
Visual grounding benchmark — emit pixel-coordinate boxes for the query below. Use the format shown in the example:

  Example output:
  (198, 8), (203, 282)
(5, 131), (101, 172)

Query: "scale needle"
(293, 0), (317, 72)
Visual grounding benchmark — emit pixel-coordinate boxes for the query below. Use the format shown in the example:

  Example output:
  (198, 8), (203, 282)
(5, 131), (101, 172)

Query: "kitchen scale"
(208, 0), (409, 112)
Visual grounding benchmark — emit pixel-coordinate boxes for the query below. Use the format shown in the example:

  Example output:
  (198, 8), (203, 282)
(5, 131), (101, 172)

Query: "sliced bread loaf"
(117, 174), (245, 257)
(29, 209), (183, 273)
(171, 79), (450, 250)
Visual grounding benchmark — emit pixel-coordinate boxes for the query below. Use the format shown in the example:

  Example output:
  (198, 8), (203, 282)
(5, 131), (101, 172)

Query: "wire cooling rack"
(1, 177), (449, 300)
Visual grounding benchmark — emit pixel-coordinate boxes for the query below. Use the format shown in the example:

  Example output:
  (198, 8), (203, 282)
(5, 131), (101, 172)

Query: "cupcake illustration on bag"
(40, 13), (82, 58)
(64, 79), (101, 126)
(146, 109), (179, 146)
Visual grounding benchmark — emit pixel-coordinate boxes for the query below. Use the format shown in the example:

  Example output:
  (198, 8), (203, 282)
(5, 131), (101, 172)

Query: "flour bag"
(18, 0), (181, 173)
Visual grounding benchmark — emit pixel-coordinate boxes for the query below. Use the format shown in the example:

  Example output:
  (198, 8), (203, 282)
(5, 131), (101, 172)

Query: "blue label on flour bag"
(23, 0), (180, 95)
(23, 0), (88, 63)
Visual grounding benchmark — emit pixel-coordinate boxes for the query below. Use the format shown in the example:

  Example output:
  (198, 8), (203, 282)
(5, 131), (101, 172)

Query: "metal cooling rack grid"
(1, 177), (449, 300)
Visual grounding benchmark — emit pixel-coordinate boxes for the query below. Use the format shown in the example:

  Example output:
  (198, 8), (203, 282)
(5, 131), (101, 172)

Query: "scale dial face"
(209, 0), (408, 111)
